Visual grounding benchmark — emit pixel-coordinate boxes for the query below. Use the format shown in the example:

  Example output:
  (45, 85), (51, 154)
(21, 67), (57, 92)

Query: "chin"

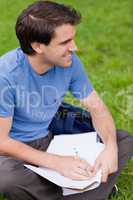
(62, 61), (72, 67)
(56, 59), (72, 68)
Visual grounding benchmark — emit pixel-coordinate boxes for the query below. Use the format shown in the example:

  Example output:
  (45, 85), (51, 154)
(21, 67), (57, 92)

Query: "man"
(0, 1), (133, 200)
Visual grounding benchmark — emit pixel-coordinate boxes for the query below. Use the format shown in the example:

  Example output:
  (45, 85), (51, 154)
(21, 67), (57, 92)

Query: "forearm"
(81, 90), (118, 177)
(0, 137), (59, 169)
(0, 137), (94, 180)
(91, 105), (117, 148)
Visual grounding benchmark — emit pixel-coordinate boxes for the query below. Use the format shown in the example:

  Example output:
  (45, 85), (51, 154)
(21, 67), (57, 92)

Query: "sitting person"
(0, 1), (133, 200)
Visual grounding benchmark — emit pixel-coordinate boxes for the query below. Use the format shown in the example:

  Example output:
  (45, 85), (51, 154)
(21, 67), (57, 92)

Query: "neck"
(27, 54), (52, 75)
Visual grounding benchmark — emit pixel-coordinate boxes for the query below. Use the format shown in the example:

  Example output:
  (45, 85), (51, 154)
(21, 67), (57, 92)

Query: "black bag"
(49, 102), (95, 135)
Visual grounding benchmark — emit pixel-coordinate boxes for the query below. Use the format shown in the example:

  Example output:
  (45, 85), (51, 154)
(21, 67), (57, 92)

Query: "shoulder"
(0, 48), (25, 81)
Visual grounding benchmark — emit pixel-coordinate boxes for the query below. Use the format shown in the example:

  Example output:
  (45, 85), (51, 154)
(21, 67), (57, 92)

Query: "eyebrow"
(59, 32), (76, 45)
(59, 38), (72, 45)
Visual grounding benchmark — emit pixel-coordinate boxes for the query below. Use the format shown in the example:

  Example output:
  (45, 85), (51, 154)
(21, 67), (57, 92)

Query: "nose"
(69, 40), (78, 52)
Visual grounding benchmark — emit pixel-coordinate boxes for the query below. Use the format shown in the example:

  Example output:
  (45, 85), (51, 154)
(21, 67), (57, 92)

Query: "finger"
(78, 159), (93, 172)
(101, 167), (109, 183)
(77, 161), (94, 179)
(73, 155), (83, 163)
(75, 166), (92, 178)
(85, 164), (94, 173)
(71, 171), (91, 180)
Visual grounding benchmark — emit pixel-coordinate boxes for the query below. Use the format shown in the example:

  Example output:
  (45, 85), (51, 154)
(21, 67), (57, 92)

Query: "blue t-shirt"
(0, 48), (93, 142)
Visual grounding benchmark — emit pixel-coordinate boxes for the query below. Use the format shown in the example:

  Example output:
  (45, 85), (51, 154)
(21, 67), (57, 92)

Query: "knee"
(0, 171), (18, 194)
(124, 135), (133, 157)
(117, 130), (133, 165)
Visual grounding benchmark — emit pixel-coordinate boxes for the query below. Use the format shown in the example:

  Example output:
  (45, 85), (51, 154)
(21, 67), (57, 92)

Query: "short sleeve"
(0, 76), (15, 117)
(69, 54), (94, 99)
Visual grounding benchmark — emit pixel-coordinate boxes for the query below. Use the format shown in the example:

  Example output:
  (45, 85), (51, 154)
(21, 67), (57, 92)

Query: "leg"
(0, 134), (63, 200)
(63, 130), (133, 200)
(0, 156), (63, 200)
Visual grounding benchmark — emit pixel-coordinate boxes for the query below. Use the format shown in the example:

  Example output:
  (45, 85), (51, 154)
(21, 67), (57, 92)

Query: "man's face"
(40, 24), (77, 67)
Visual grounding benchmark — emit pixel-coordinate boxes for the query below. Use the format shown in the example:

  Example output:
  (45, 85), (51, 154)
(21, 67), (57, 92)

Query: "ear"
(31, 42), (45, 54)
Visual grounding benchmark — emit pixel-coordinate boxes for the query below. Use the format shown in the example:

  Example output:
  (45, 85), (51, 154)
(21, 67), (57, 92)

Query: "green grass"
(0, 0), (133, 199)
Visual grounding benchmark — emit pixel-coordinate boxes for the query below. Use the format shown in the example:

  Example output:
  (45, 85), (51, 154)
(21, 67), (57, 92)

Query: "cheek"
(48, 45), (68, 58)
(55, 48), (68, 57)
(61, 47), (69, 56)
(59, 44), (69, 52)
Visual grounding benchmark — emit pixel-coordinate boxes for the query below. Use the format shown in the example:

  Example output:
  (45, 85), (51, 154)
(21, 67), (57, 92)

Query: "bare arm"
(81, 90), (117, 146)
(0, 116), (61, 168)
(81, 90), (118, 182)
(0, 116), (93, 180)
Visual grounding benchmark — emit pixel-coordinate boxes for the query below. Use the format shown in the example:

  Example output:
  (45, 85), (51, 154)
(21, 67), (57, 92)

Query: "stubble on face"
(44, 24), (77, 68)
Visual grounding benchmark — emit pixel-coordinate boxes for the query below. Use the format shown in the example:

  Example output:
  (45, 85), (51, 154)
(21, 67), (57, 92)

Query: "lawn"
(0, 0), (133, 199)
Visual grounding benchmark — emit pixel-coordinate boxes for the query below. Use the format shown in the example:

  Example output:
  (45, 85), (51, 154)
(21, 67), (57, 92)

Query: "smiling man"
(0, 1), (133, 200)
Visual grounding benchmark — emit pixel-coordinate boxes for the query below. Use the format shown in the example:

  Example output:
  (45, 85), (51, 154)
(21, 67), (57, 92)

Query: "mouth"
(64, 54), (72, 60)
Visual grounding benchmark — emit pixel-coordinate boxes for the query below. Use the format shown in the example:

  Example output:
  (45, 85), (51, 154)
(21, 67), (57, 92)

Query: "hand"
(54, 155), (94, 180)
(93, 146), (118, 183)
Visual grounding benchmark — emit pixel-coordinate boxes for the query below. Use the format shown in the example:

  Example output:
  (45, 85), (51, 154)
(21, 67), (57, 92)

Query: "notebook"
(25, 132), (105, 196)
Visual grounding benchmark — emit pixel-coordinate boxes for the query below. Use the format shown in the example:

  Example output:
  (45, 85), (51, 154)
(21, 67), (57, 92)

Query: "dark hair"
(15, 1), (81, 55)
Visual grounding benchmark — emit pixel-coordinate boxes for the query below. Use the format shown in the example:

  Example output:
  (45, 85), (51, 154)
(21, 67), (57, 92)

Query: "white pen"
(73, 147), (92, 177)
(73, 147), (79, 157)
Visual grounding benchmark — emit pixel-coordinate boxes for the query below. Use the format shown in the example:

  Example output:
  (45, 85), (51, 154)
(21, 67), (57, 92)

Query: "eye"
(60, 39), (71, 45)
(63, 41), (69, 44)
